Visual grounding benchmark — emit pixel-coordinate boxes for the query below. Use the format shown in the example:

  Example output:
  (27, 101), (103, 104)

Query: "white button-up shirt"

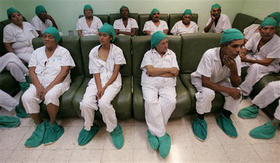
(141, 48), (179, 87)
(29, 45), (75, 87)
(143, 20), (168, 35)
(113, 18), (138, 33)
(206, 14), (231, 33)
(171, 20), (199, 35)
(31, 15), (53, 33)
(76, 16), (103, 36)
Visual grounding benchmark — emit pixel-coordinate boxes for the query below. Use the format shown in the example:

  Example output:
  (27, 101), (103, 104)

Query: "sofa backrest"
(95, 15), (109, 24)
(232, 13), (258, 32)
(169, 13), (198, 30)
(109, 13), (139, 26)
(181, 33), (221, 74)
(138, 13), (169, 35)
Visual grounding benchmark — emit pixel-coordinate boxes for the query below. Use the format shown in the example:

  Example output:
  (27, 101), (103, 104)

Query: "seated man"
(141, 31), (179, 158)
(143, 9), (168, 35)
(191, 28), (244, 140)
(3, 7), (39, 63)
(113, 5), (138, 36)
(171, 9), (199, 35)
(238, 80), (280, 139)
(76, 4), (103, 37)
(22, 27), (75, 147)
(204, 3), (231, 33)
(31, 5), (58, 36)
(240, 17), (280, 97)
(243, 12), (280, 42)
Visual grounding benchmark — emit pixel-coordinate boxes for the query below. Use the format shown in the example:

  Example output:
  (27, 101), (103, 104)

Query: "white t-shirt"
(88, 44), (126, 87)
(243, 24), (260, 40)
(76, 16), (103, 36)
(191, 47), (241, 83)
(143, 20), (168, 35)
(29, 45), (76, 87)
(31, 15), (53, 33)
(113, 18), (138, 33)
(206, 14), (231, 33)
(141, 48), (179, 87)
(171, 20), (199, 35)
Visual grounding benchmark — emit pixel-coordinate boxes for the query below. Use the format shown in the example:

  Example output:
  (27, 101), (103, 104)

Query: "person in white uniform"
(31, 5), (58, 36)
(22, 27), (75, 147)
(3, 7), (39, 63)
(143, 8), (168, 35)
(238, 80), (280, 139)
(243, 12), (280, 42)
(141, 31), (179, 158)
(76, 4), (103, 37)
(204, 3), (231, 33)
(171, 9), (199, 35)
(191, 28), (244, 141)
(113, 5), (138, 36)
(78, 23), (125, 149)
(240, 17), (280, 97)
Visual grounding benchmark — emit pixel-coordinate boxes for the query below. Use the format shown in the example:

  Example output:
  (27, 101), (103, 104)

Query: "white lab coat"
(141, 48), (179, 137)
(76, 16), (103, 36)
(31, 15), (53, 34)
(143, 20), (168, 35)
(243, 24), (259, 40)
(171, 20), (199, 35)
(191, 47), (242, 114)
(3, 22), (38, 63)
(205, 14), (231, 33)
(113, 18), (138, 33)
(80, 44), (126, 132)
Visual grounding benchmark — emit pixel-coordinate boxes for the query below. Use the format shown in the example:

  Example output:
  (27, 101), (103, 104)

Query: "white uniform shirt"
(141, 48), (179, 87)
(31, 15), (53, 33)
(88, 44), (126, 87)
(29, 45), (75, 87)
(76, 16), (103, 36)
(171, 20), (199, 35)
(143, 20), (168, 35)
(191, 47), (241, 83)
(243, 24), (260, 40)
(245, 33), (280, 68)
(206, 14), (231, 33)
(113, 18), (138, 33)
(3, 22), (38, 55)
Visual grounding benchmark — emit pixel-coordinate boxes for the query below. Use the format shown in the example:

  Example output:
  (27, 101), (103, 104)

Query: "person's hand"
(169, 67), (179, 76)
(211, 14), (216, 22)
(223, 55), (237, 71)
(41, 86), (52, 100)
(36, 85), (45, 100)
(46, 14), (54, 21)
(240, 53), (247, 62)
(97, 86), (106, 99)
(228, 88), (241, 100)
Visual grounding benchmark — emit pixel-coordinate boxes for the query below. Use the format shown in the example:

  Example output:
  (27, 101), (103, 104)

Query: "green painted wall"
(0, 0), (15, 21)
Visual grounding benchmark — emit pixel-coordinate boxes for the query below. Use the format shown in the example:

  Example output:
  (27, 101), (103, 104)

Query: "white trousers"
(0, 89), (18, 112)
(252, 81), (280, 120)
(22, 83), (69, 114)
(191, 77), (241, 115)
(80, 84), (120, 132)
(0, 53), (28, 82)
(142, 85), (176, 137)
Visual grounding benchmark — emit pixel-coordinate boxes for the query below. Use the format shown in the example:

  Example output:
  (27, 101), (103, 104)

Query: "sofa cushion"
(169, 13), (198, 31)
(232, 13), (258, 32)
(0, 70), (20, 96)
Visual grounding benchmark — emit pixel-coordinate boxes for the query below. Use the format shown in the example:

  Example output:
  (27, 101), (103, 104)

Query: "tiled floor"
(1, 94), (280, 163)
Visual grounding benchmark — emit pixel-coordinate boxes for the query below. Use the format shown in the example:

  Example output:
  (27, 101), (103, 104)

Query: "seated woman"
(22, 27), (75, 147)
(78, 23), (125, 149)
(113, 5), (138, 36)
(3, 7), (38, 63)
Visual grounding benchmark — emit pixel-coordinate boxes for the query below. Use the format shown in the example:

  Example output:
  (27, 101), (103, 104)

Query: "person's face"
(156, 38), (168, 54)
(182, 15), (191, 25)
(84, 9), (93, 18)
(259, 26), (275, 41)
(222, 39), (244, 59)
(121, 7), (129, 19)
(211, 8), (221, 19)
(152, 12), (160, 22)
(99, 32), (111, 45)
(39, 12), (48, 21)
(10, 12), (23, 26)
(43, 34), (57, 48)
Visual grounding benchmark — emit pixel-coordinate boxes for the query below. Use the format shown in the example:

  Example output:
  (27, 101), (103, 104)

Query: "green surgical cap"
(120, 5), (129, 13)
(84, 4), (93, 11)
(151, 31), (167, 48)
(267, 12), (280, 23)
(7, 7), (20, 18)
(184, 9), (192, 16)
(220, 28), (244, 44)
(150, 8), (160, 17)
(35, 5), (47, 16)
(261, 17), (278, 27)
(211, 3), (221, 11)
(99, 23), (116, 42)
(43, 27), (61, 43)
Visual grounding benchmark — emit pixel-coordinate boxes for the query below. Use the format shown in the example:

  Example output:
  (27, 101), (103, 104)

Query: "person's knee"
(248, 64), (263, 73)
(44, 91), (60, 106)
(22, 91), (32, 104)
(200, 88), (215, 101)
(98, 98), (111, 109)
(6, 62), (17, 70)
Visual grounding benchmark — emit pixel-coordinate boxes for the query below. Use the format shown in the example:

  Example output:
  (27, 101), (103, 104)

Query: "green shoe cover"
(158, 133), (171, 158)
(238, 105), (259, 119)
(15, 104), (29, 118)
(0, 116), (20, 128)
(147, 129), (159, 150)
(43, 122), (64, 145)
(192, 116), (207, 141)
(19, 82), (30, 92)
(249, 122), (277, 139)
(24, 121), (46, 147)
(217, 114), (238, 137)
(78, 125), (99, 146)
(110, 124), (124, 149)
